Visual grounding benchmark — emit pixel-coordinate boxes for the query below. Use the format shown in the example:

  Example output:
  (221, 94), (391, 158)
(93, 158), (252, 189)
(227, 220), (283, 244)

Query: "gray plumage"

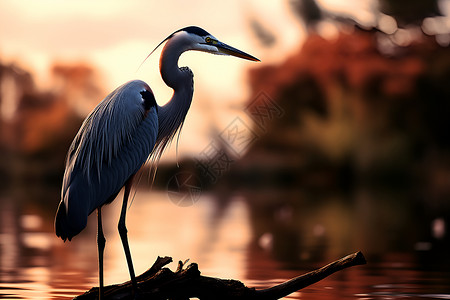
(56, 80), (158, 240)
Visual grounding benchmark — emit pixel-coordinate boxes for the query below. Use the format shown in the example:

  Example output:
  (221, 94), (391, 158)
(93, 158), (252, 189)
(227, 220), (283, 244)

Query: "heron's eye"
(205, 37), (212, 44)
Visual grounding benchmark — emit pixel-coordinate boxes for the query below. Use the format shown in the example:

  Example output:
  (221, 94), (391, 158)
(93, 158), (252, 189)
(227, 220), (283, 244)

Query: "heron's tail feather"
(55, 201), (75, 242)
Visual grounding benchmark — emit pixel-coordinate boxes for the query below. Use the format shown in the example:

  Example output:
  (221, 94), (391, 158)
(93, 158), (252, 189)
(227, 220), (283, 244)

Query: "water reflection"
(0, 186), (449, 299)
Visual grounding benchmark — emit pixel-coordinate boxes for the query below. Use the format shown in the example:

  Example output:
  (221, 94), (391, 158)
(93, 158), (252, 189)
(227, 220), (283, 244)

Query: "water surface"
(0, 188), (449, 299)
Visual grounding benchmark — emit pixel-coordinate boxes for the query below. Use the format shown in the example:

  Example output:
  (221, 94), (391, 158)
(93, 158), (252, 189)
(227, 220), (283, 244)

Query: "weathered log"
(75, 251), (366, 299)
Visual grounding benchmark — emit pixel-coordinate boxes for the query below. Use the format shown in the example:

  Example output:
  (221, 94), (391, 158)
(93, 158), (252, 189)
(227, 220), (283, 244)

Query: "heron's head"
(146, 26), (260, 63)
(178, 26), (260, 61)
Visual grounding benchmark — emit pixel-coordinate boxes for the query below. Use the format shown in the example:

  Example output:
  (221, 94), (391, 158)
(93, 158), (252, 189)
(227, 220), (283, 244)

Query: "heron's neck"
(159, 42), (192, 90)
(155, 43), (194, 151)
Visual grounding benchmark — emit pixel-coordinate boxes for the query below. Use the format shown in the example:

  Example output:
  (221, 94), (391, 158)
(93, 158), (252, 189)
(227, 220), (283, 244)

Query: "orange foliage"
(18, 99), (74, 153)
(250, 30), (427, 102)
(244, 28), (450, 189)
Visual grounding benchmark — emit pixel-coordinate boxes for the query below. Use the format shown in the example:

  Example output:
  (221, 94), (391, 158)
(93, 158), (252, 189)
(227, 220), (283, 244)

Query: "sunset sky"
(0, 0), (405, 159)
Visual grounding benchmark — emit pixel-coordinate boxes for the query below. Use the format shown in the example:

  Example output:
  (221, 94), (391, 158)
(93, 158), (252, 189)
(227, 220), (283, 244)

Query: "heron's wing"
(67, 81), (154, 179)
(57, 80), (158, 239)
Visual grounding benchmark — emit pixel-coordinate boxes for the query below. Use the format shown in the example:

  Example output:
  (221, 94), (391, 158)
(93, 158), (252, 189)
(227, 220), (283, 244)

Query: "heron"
(54, 26), (259, 299)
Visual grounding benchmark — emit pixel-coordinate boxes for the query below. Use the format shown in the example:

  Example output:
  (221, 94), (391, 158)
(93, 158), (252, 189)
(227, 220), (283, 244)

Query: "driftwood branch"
(74, 251), (366, 300)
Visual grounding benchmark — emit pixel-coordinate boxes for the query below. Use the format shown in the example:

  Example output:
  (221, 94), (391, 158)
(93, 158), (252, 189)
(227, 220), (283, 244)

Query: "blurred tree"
(379, 0), (442, 26)
(0, 60), (104, 185)
(243, 29), (448, 188)
(289, 0), (323, 33)
(51, 63), (103, 115)
(250, 19), (277, 47)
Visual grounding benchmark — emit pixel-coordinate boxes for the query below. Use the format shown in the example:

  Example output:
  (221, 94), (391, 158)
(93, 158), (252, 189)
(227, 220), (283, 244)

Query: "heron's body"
(55, 80), (158, 240)
(54, 26), (258, 299)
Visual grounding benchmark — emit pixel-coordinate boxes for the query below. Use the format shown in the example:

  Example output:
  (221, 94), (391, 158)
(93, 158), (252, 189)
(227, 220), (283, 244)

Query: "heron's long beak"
(216, 42), (260, 62)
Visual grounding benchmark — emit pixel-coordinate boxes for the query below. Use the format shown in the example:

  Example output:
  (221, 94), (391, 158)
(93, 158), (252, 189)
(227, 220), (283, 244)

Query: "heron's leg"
(118, 176), (138, 295)
(97, 207), (106, 300)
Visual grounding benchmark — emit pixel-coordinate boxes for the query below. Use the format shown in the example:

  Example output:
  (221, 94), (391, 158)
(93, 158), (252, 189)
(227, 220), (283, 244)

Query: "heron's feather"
(67, 80), (150, 181)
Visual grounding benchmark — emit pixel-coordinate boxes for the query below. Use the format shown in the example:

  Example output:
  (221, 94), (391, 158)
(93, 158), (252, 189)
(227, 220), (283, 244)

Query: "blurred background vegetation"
(1, 0), (450, 265)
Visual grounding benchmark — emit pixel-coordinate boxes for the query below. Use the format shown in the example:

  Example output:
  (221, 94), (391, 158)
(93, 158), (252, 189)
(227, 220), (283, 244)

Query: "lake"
(0, 185), (449, 299)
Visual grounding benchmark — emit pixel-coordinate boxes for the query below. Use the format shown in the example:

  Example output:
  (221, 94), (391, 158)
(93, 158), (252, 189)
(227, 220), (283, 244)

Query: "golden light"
(0, 1), (262, 160)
